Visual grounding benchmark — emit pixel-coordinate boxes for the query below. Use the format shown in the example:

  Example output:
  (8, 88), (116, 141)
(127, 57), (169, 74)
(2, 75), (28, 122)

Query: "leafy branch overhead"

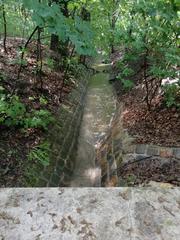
(22, 0), (96, 56)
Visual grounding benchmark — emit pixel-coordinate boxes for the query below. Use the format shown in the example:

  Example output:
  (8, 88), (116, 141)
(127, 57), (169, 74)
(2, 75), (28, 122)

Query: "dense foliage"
(91, 0), (179, 109)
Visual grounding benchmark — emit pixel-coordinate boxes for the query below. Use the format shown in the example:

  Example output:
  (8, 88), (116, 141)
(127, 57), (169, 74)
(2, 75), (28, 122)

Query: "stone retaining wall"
(96, 104), (180, 187)
(36, 70), (90, 187)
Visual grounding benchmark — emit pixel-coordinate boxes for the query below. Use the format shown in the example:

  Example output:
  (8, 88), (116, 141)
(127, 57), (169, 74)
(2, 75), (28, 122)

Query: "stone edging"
(35, 70), (91, 187)
(133, 144), (180, 159)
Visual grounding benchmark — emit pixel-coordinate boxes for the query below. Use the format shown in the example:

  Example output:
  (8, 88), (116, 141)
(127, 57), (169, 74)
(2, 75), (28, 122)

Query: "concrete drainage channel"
(70, 63), (116, 187)
(32, 61), (116, 187)
(31, 59), (180, 188)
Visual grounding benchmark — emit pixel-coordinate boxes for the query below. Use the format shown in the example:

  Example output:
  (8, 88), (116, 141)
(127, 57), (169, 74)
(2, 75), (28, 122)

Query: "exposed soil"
(0, 38), (73, 187)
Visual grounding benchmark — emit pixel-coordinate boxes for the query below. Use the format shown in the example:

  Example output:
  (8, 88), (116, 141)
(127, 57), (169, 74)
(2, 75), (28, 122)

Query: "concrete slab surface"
(0, 188), (180, 240)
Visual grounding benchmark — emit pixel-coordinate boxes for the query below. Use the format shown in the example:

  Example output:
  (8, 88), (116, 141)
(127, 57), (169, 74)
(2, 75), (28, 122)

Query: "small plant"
(9, 58), (28, 66)
(24, 109), (54, 130)
(0, 95), (26, 126)
(0, 95), (54, 129)
(46, 57), (55, 70)
(116, 66), (135, 91)
(25, 141), (51, 186)
(117, 75), (134, 91)
(121, 67), (134, 77)
(28, 141), (51, 167)
(163, 83), (180, 108)
(0, 73), (7, 81)
(39, 96), (48, 105)
(121, 79), (134, 91)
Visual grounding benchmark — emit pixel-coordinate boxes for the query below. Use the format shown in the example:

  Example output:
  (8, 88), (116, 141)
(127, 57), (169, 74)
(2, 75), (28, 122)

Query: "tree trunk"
(49, 0), (59, 51)
(50, 34), (59, 51)
(78, 6), (91, 63)
(36, 27), (43, 89)
(2, 4), (7, 54)
(49, 0), (69, 54)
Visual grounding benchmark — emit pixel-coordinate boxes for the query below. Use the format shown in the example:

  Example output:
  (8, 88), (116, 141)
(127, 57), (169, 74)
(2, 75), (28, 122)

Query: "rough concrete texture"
(0, 187), (180, 240)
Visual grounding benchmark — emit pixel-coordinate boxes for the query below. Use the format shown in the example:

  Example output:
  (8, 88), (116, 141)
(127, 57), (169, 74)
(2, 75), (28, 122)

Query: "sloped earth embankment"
(0, 38), (85, 187)
(97, 51), (180, 187)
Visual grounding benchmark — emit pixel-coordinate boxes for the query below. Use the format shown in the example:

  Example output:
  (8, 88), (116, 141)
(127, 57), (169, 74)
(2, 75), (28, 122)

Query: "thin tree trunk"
(59, 45), (75, 102)
(50, 34), (59, 51)
(2, 4), (7, 54)
(36, 27), (43, 89)
(144, 49), (151, 111)
(17, 26), (38, 80)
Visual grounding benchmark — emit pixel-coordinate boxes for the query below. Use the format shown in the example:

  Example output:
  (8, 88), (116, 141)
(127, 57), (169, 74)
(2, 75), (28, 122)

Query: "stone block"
(135, 144), (147, 154)
(146, 145), (159, 156)
(160, 148), (173, 158)
(122, 144), (136, 154)
(135, 154), (149, 160)
(122, 154), (135, 164)
(173, 148), (180, 159)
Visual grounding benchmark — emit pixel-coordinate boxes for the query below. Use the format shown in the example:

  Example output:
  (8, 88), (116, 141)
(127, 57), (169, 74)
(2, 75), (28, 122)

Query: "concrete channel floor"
(0, 187), (180, 240)
(70, 70), (116, 187)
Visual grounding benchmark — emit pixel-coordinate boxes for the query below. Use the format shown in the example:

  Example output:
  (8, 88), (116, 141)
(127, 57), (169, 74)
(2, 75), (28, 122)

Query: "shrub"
(121, 79), (134, 91)
(0, 95), (54, 129)
(0, 95), (26, 126)
(163, 83), (180, 108)
(28, 141), (51, 167)
(24, 109), (54, 130)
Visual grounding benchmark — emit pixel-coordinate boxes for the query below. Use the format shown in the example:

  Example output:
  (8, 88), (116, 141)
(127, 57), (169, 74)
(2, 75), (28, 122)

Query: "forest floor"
(0, 38), (73, 186)
(122, 89), (180, 147)
(118, 158), (180, 187)
(119, 88), (180, 186)
(111, 51), (180, 147)
(111, 50), (180, 186)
